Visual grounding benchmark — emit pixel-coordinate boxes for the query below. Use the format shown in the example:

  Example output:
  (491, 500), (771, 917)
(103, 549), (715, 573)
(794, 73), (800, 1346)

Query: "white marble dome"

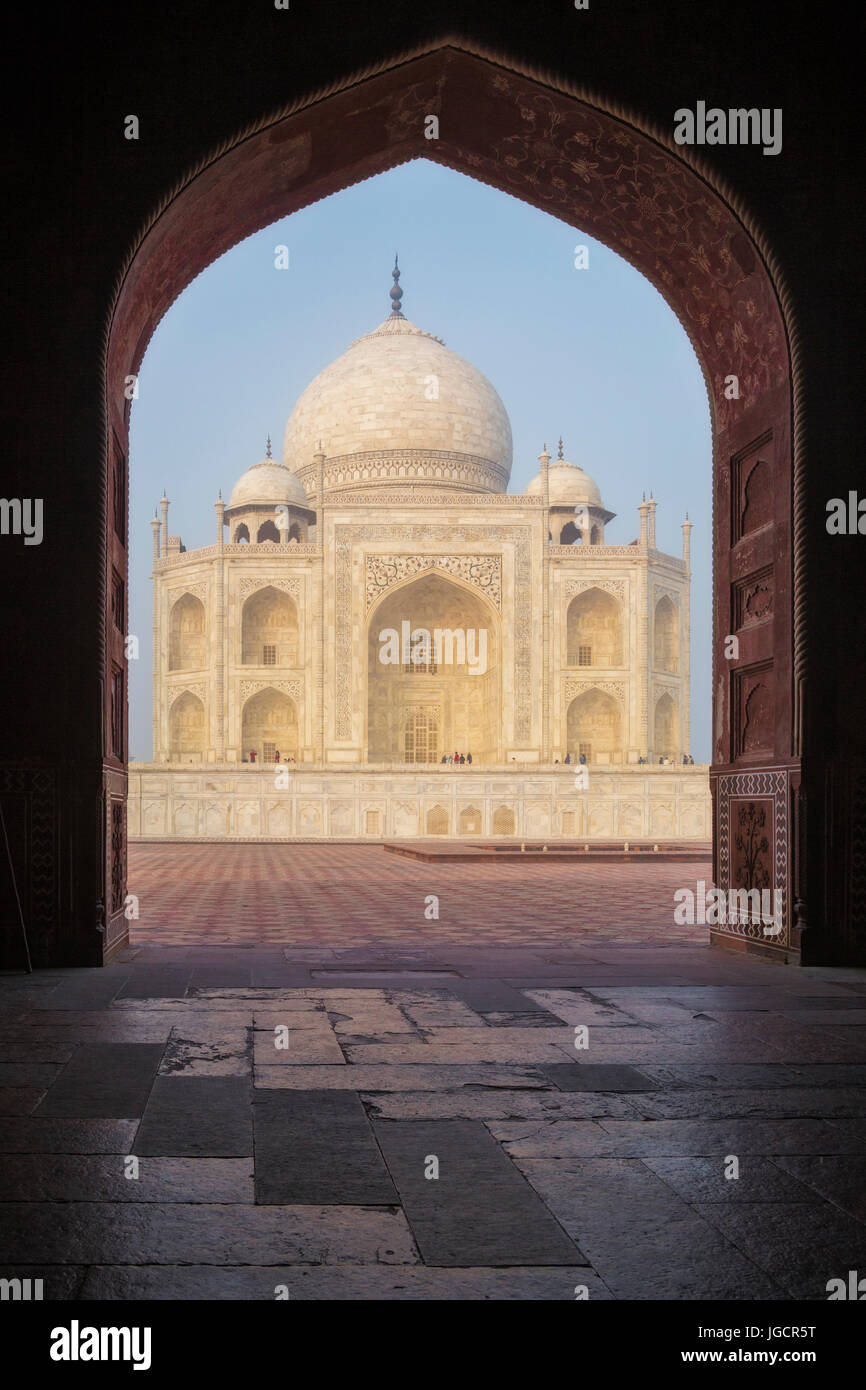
(282, 302), (513, 494)
(227, 459), (308, 511)
(525, 458), (604, 507)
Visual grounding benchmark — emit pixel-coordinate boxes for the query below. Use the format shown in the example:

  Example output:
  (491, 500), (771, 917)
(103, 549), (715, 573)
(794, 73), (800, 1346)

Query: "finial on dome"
(265, 435), (272, 459)
(389, 254), (404, 318)
(557, 437), (564, 460)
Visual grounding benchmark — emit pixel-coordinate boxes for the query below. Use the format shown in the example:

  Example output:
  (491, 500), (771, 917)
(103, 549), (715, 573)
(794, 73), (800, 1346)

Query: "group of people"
(636, 754), (695, 765)
(246, 751), (297, 764)
(441, 751), (473, 764)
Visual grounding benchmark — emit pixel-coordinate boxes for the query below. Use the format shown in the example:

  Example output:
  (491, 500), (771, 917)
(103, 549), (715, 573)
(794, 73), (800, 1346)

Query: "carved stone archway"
(93, 40), (802, 960)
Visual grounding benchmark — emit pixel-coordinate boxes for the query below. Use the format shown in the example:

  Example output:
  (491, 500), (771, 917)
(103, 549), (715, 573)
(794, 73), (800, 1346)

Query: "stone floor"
(128, 842), (715, 946)
(1, 845), (865, 1301)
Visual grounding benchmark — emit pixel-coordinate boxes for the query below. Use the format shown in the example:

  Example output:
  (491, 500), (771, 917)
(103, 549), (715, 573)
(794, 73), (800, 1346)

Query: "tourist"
(466, 752), (472, 764)
(275, 750), (280, 763)
(459, 753), (465, 765)
(454, 750), (459, 764)
(564, 752), (571, 764)
(579, 753), (587, 765)
(440, 754), (447, 764)
(249, 749), (256, 763)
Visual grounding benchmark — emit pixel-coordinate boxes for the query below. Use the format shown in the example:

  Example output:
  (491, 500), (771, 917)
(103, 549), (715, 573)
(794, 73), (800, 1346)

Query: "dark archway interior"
(2, 21), (861, 969)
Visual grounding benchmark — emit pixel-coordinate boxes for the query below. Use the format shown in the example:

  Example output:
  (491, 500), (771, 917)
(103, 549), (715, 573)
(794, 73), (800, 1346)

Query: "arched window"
(234, 523), (250, 544)
(168, 593), (206, 671)
(257, 519), (280, 543)
(566, 588), (623, 667)
(559, 520), (583, 546)
(459, 805), (482, 834)
(654, 691), (678, 759)
(241, 586), (299, 666)
(426, 804), (449, 835)
(169, 691), (205, 759)
(493, 805), (515, 835)
(404, 706), (439, 764)
(241, 688), (298, 762)
(288, 522), (302, 542)
(654, 596), (679, 672)
(566, 689), (623, 763)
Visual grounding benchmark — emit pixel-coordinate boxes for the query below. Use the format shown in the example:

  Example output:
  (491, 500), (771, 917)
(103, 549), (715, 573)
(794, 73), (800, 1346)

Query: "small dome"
(525, 459), (603, 507)
(227, 459), (308, 511)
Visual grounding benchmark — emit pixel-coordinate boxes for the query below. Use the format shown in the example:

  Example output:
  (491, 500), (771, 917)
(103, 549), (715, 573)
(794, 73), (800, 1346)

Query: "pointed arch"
(567, 588), (622, 668)
(169, 593), (206, 671)
(241, 585), (298, 666)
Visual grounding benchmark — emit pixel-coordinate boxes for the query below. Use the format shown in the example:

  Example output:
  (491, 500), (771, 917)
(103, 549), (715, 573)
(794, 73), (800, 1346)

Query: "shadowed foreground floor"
(0, 845), (864, 1300)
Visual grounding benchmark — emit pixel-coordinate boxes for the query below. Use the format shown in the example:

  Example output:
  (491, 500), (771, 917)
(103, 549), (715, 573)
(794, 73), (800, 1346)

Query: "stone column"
(539, 445), (551, 764)
(638, 494), (649, 548)
(647, 495), (657, 548)
(315, 447), (326, 764)
(215, 493), (226, 760)
(682, 514), (693, 758)
(160, 493), (169, 557)
(150, 515), (161, 760)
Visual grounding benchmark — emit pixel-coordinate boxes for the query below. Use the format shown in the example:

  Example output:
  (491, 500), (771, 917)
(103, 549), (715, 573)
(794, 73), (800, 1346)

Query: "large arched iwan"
(103, 40), (804, 960)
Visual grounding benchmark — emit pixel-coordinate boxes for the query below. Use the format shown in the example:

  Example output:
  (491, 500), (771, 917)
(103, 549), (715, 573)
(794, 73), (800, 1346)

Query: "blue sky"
(129, 158), (711, 760)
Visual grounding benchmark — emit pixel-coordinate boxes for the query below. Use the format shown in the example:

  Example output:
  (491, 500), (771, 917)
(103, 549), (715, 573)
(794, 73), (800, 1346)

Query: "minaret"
(150, 511), (161, 566)
(214, 489), (226, 760)
(647, 493), (657, 548)
(150, 512), (161, 763)
(682, 513), (693, 759)
(539, 443), (552, 762)
(539, 442), (552, 522)
(314, 441), (326, 763)
(160, 492), (169, 558)
(682, 512), (693, 570)
(638, 492), (649, 548)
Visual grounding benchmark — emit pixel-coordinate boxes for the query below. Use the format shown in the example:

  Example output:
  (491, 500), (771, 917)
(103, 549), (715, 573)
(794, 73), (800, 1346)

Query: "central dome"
(282, 264), (512, 501)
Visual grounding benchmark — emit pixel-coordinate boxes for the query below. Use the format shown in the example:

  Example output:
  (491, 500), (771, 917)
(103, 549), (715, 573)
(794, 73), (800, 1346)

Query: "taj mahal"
(128, 263), (711, 842)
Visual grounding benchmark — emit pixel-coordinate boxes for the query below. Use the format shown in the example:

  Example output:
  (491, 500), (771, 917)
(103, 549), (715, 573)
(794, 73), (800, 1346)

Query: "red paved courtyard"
(129, 843), (714, 947)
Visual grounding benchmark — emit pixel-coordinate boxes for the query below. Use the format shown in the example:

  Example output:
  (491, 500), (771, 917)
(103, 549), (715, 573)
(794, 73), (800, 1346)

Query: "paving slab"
(254, 1090), (396, 1205)
(35, 1044), (165, 1118)
(159, 1024), (251, 1077)
(0, 1086), (44, 1116)
(694, 1202), (866, 1299)
(772, 1154), (866, 1222)
(541, 1062), (658, 1092)
(372, 1118), (582, 1267)
(515, 1156), (786, 1299)
(254, 1063), (552, 1091)
(80, 1263), (608, 1299)
(0, 1118), (141, 1155)
(134, 1076), (253, 1156)
(117, 969), (193, 999)
(362, 1090), (640, 1121)
(0, 1201), (419, 1265)
(643, 1156), (825, 1204)
(489, 1116), (864, 1158)
(450, 980), (561, 1016)
(0, 1154), (253, 1202)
